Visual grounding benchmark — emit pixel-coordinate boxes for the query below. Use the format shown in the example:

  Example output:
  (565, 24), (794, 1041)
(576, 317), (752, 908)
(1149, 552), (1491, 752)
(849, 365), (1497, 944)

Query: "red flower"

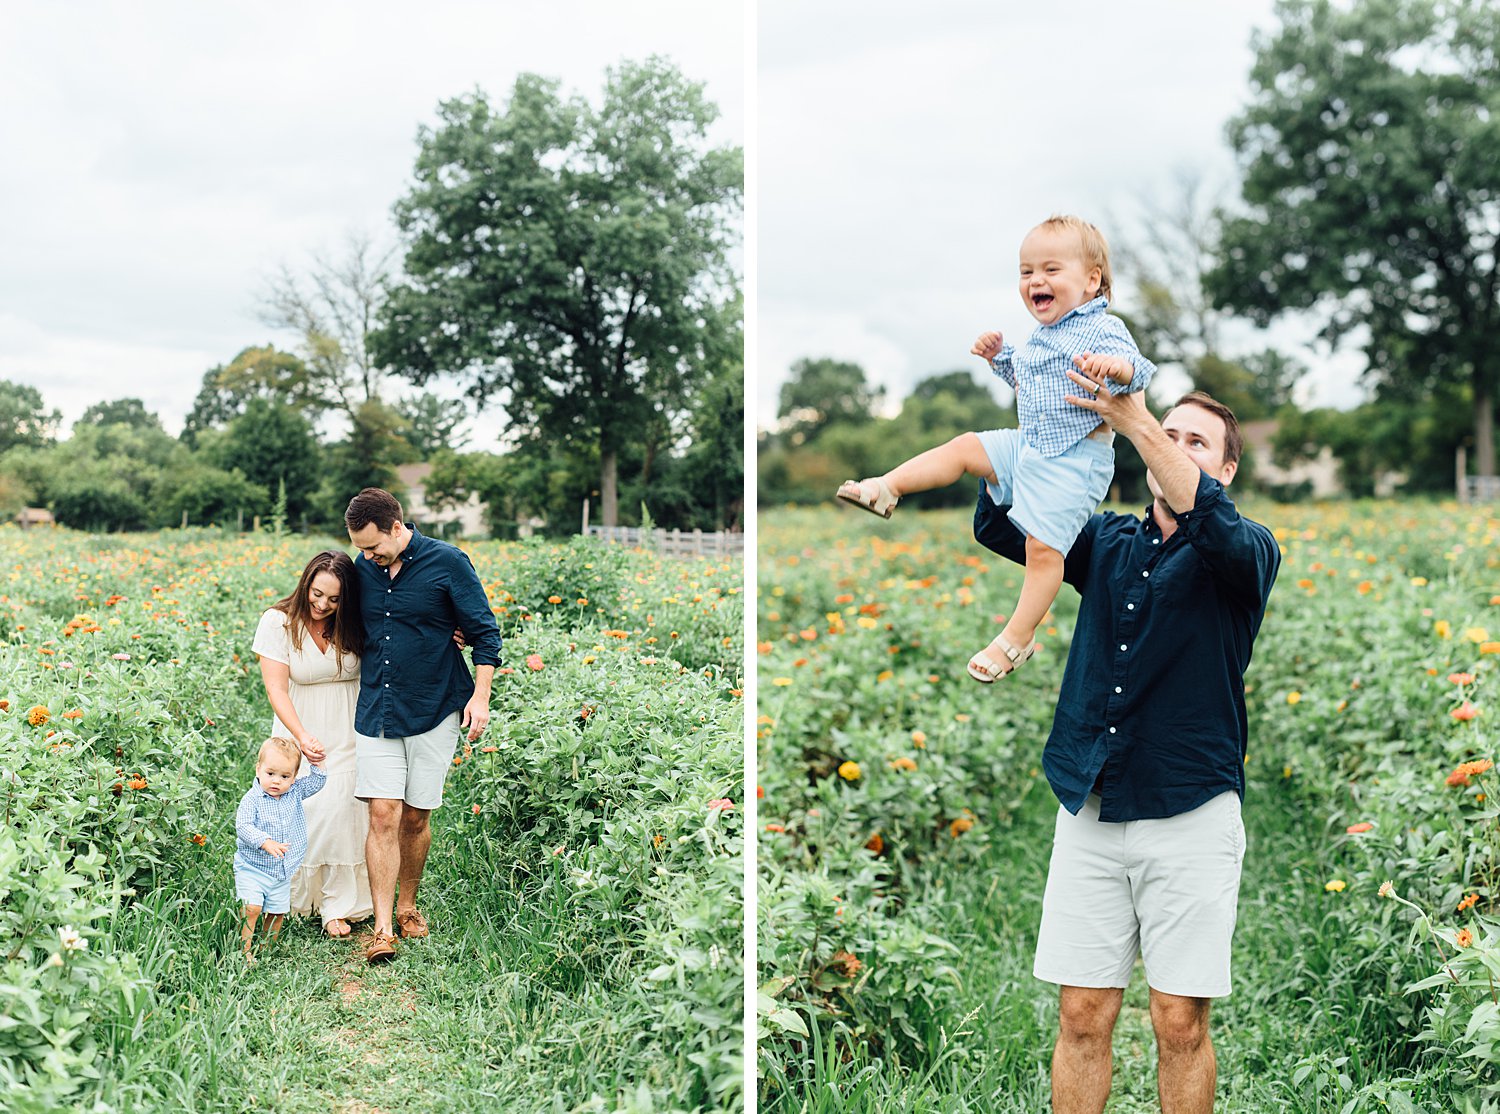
(525, 654), (544, 671)
(1452, 701), (1480, 722)
(707, 798), (734, 812)
(1345, 821), (1373, 834)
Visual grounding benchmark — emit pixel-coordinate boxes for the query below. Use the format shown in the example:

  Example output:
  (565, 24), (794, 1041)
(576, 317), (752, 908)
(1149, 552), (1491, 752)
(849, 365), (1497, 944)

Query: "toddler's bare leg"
(883, 432), (998, 497)
(264, 913), (285, 940)
(973, 536), (1064, 677)
(242, 904), (261, 959)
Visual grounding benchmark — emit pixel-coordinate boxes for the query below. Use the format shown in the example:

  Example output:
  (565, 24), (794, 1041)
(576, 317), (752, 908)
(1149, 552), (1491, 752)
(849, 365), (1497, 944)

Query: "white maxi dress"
(252, 608), (372, 926)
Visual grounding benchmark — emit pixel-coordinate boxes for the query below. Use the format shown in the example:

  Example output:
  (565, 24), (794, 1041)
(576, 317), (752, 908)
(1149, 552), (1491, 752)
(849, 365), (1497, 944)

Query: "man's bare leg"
(1150, 989), (1215, 1114)
(396, 804), (433, 917)
(365, 797), (403, 936)
(1053, 985), (1122, 1114)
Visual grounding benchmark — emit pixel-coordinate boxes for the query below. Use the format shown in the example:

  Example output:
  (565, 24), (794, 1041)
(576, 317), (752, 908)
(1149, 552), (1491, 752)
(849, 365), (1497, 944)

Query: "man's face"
(348, 522), (404, 567)
(1146, 403), (1238, 500)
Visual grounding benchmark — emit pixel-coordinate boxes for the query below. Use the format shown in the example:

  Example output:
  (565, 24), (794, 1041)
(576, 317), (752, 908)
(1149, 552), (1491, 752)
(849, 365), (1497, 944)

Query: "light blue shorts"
(235, 863), (291, 914)
(355, 711), (461, 810)
(975, 427), (1115, 553)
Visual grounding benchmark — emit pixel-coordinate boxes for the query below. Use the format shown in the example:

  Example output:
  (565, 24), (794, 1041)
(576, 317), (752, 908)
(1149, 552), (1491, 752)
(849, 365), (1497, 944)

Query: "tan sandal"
(967, 634), (1036, 683)
(323, 918), (351, 938)
(836, 477), (899, 518)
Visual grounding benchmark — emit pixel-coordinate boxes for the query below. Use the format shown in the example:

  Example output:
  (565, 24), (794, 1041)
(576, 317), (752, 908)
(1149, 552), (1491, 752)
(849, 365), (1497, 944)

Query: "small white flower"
(59, 925), (87, 952)
(46, 953), (64, 967)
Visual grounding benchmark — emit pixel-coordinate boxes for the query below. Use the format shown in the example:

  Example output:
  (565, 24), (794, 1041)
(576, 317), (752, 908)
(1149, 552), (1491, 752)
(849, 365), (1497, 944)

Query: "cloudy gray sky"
(757, 0), (1360, 426)
(0, 0), (744, 440)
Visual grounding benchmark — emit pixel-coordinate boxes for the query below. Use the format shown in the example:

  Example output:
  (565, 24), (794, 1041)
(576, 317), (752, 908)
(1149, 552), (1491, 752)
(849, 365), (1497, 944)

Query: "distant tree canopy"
(0, 379), (61, 454)
(775, 358), (885, 444)
(373, 57), (743, 528)
(1209, 0), (1500, 474)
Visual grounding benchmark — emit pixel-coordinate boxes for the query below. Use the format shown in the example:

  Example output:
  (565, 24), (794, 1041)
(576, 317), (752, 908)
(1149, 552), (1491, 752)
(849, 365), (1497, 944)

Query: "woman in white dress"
(251, 550), (370, 937)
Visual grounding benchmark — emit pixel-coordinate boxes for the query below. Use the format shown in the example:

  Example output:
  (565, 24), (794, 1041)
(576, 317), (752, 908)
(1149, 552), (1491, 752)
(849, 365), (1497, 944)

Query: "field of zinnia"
(0, 526), (742, 1113)
(757, 498), (1499, 1112)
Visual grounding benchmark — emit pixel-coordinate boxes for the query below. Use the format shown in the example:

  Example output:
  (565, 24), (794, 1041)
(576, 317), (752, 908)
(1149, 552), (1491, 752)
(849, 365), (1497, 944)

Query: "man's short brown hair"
(1167, 391), (1243, 466)
(345, 488), (403, 534)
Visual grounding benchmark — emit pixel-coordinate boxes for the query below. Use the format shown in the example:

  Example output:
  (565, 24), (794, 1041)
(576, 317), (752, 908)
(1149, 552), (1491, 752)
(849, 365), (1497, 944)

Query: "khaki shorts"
(1033, 790), (1246, 998)
(355, 712), (461, 810)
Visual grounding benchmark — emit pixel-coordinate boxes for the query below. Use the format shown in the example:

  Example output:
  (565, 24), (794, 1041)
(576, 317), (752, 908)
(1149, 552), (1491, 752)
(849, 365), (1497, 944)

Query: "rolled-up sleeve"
(449, 553), (502, 668)
(236, 792), (269, 850)
(989, 347), (1017, 389)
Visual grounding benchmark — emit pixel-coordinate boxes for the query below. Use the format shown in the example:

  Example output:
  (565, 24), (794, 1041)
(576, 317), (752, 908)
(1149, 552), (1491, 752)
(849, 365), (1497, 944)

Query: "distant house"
(1240, 419), (1404, 498)
(395, 463), (487, 538)
(15, 507), (55, 529)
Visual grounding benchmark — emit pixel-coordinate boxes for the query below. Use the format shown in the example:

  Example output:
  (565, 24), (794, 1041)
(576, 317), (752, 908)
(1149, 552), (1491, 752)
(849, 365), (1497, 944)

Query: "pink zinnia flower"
(526, 654), (544, 671)
(707, 798), (734, 812)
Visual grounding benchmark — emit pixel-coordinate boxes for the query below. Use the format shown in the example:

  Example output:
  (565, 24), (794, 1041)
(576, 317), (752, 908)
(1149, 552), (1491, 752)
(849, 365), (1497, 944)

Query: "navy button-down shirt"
(974, 471), (1279, 822)
(353, 525), (502, 738)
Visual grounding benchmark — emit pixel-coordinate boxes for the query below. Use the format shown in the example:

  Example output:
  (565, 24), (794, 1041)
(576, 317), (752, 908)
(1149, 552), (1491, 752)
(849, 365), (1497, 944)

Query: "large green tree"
(373, 58), (743, 526)
(1208, 0), (1500, 472)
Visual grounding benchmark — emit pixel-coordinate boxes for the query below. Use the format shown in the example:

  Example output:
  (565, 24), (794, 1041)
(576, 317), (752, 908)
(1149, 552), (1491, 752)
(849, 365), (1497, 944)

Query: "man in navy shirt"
(345, 488), (502, 963)
(975, 369), (1278, 1114)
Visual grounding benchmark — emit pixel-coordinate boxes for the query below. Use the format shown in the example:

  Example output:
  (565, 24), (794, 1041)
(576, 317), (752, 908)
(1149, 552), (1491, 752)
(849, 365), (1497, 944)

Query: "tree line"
(0, 57), (743, 536)
(763, 0), (1497, 506)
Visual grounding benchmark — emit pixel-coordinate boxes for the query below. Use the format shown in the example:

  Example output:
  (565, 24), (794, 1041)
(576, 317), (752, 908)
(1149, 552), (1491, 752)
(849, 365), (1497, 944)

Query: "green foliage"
(0, 527), (743, 1110)
(396, 391), (471, 460)
(203, 398), (321, 524)
(759, 500), (1500, 1106)
(1209, 0), (1500, 470)
(776, 358), (884, 445)
(76, 398), (162, 432)
(374, 58), (742, 526)
(0, 379), (61, 455)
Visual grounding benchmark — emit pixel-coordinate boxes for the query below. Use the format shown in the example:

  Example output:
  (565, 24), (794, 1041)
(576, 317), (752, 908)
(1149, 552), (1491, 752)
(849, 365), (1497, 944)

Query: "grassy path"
(100, 817), (709, 1113)
(765, 771), (1425, 1112)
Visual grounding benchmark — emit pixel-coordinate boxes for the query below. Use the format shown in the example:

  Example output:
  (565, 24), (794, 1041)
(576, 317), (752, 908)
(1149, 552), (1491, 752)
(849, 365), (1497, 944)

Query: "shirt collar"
(1054, 294), (1110, 326)
(400, 523), (427, 562)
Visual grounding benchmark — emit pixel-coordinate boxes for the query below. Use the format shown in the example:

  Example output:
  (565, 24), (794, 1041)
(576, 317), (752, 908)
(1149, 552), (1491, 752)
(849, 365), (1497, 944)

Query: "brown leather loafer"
(395, 909), (429, 939)
(364, 931), (397, 964)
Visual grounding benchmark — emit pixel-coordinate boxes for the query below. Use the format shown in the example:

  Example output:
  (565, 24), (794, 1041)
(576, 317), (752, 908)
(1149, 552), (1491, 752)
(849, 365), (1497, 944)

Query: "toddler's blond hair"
(257, 736), (301, 767)
(1037, 214), (1112, 301)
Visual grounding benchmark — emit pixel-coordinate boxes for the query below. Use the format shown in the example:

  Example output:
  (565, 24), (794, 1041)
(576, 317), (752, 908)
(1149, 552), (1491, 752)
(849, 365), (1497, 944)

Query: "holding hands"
(1065, 353), (1148, 434)
(296, 734), (326, 765)
(971, 331), (1005, 362)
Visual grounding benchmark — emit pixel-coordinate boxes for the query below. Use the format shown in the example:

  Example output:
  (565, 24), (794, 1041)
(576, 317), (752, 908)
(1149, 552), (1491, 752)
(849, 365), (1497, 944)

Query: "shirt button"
(1109, 726), (1117, 734)
(386, 612), (390, 616)
(1142, 570), (1150, 578)
(1126, 603), (1135, 611)
(384, 683), (389, 688)
(1114, 686), (1122, 694)
(1153, 538), (1160, 545)
(385, 635), (390, 640)
(1120, 644), (1127, 651)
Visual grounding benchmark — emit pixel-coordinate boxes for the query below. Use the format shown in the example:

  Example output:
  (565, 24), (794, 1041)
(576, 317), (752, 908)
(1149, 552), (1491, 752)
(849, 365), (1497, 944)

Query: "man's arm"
(448, 551), (501, 741)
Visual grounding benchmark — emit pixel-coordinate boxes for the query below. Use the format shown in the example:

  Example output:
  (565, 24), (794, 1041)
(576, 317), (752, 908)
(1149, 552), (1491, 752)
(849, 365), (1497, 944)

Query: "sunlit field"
(758, 498), (1498, 1112)
(1, 527), (743, 1113)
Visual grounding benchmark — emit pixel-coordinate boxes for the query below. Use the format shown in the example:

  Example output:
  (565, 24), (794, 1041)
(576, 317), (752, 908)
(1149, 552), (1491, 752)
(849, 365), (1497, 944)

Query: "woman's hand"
(452, 628), (466, 650)
(297, 734), (326, 765)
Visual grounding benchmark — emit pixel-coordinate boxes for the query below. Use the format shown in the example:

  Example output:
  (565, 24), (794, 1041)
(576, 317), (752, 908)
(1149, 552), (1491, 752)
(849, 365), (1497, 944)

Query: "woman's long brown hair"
(271, 550), (365, 673)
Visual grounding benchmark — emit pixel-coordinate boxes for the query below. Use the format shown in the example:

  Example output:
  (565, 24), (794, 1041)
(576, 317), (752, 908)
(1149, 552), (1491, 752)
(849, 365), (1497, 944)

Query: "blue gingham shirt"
(974, 471), (1279, 821)
(989, 296), (1157, 458)
(233, 767), (326, 878)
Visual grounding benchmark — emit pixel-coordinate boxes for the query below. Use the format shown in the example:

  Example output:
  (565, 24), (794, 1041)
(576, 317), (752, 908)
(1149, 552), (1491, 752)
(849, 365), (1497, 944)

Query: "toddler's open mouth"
(1032, 292), (1054, 311)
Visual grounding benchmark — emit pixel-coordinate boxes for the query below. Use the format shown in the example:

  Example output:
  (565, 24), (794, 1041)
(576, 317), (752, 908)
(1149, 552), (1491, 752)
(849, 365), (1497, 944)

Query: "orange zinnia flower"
(1452, 701), (1480, 722)
(865, 832), (884, 854)
(1346, 821), (1373, 834)
(1457, 893), (1479, 912)
(190, 833), (207, 846)
(1456, 928), (1474, 948)
(830, 950), (862, 977)
(26, 705), (48, 726)
(126, 777), (148, 790)
(62, 709), (83, 720)
(889, 756), (917, 771)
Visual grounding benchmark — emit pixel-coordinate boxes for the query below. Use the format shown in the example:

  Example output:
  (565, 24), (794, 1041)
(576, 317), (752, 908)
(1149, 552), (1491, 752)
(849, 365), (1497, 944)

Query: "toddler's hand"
(1074, 352), (1135, 387)
(971, 331), (1004, 362)
(262, 839), (289, 858)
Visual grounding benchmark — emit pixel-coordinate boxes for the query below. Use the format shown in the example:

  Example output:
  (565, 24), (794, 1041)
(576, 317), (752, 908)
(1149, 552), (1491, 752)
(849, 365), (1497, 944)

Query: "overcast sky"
(757, 0), (1361, 426)
(0, 0), (744, 440)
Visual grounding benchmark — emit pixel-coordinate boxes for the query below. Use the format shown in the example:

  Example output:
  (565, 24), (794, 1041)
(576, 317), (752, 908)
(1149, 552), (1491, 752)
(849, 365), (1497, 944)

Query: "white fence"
(584, 525), (744, 559)
(1461, 476), (1500, 503)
